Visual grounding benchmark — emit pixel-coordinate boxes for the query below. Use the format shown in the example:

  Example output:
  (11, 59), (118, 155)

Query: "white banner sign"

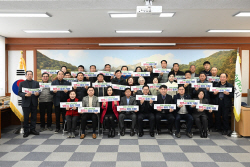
(153, 68), (171, 73)
(148, 83), (164, 89)
(50, 85), (72, 91)
(177, 79), (197, 84)
(112, 84), (130, 90)
(64, 78), (78, 82)
(71, 71), (79, 76)
(60, 102), (82, 108)
(98, 96), (120, 102)
(133, 72), (150, 77)
(92, 82), (112, 88)
(207, 76), (220, 82)
(78, 107), (100, 113)
(121, 71), (133, 75)
(131, 85), (143, 91)
(194, 77), (200, 82)
(84, 72), (99, 77)
(117, 105), (139, 111)
(141, 61), (158, 66)
(196, 104), (219, 111)
(177, 99), (200, 105)
(72, 81), (90, 87)
(136, 95), (157, 101)
(191, 83), (213, 88)
(209, 87), (232, 92)
(167, 86), (178, 91)
(98, 71), (114, 76)
(41, 69), (59, 74)
(39, 83), (51, 88)
(174, 75), (185, 80)
(22, 88), (40, 94)
(154, 104), (176, 110)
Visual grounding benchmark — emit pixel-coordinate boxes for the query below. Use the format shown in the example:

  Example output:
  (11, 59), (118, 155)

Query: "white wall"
(26, 50), (34, 79)
(0, 36), (5, 96)
(8, 51), (22, 93)
(241, 50), (249, 94)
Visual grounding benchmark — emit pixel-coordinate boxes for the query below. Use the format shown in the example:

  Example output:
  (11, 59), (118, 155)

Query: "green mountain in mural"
(37, 51), (78, 81)
(179, 50), (237, 84)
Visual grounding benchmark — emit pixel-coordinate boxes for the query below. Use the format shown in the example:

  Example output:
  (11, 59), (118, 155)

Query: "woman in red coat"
(65, 90), (80, 138)
(101, 86), (119, 138)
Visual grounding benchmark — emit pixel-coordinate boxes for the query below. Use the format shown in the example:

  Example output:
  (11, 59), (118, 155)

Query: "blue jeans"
(175, 114), (193, 133)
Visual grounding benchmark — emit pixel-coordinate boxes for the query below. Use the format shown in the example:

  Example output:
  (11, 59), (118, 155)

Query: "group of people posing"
(18, 60), (234, 139)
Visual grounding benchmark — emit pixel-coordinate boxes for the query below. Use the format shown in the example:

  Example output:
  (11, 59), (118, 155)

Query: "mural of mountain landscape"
(37, 49), (236, 84)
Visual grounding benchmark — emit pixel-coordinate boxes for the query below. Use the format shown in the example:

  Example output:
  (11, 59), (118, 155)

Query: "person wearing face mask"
(18, 71), (40, 138)
(191, 90), (212, 138)
(50, 70), (71, 133)
(213, 73), (234, 136)
(166, 73), (178, 98)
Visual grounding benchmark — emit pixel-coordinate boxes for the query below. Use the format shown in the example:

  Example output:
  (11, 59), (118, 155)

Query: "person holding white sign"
(121, 66), (131, 80)
(80, 86), (99, 139)
(166, 73), (178, 98)
(126, 76), (136, 96)
(183, 71), (194, 98)
(103, 64), (113, 82)
(193, 72), (211, 102)
(138, 85), (155, 137)
(155, 85), (175, 135)
(101, 87), (119, 138)
(173, 85), (194, 138)
(133, 66), (143, 85)
(133, 76), (145, 97)
(144, 66), (158, 84)
(73, 72), (87, 101)
(94, 74), (106, 97)
(18, 71), (40, 138)
(202, 61), (212, 77)
(65, 90), (80, 138)
(50, 70), (71, 133)
(191, 90), (212, 138)
(210, 67), (219, 86)
(119, 88), (138, 136)
(149, 77), (161, 96)
(213, 73), (234, 135)
(111, 70), (127, 97)
(85, 65), (97, 84)
(39, 73), (53, 131)
(158, 60), (169, 83)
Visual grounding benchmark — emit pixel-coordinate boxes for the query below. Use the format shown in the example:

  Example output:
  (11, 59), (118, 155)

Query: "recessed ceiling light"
(207, 30), (250, 32)
(0, 13), (50, 17)
(234, 12), (250, 17)
(116, 30), (162, 33)
(23, 30), (71, 33)
(109, 13), (137, 18)
(159, 13), (175, 17)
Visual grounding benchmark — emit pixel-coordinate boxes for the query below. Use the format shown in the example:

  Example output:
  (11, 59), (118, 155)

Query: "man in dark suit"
(169, 63), (185, 76)
(137, 85), (155, 137)
(155, 85), (175, 135)
(111, 70), (127, 97)
(190, 65), (199, 78)
(119, 88), (138, 136)
(94, 74), (107, 97)
(73, 72), (87, 101)
(50, 70), (71, 133)
(173, 85), (194, 138)
(18, 70), (40, 138)
(103, 64), (113, 82)
(213, 73), (234, 135)
(183, 70), (194, 98)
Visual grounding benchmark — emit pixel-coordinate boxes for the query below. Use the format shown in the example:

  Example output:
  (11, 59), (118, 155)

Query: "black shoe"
(111, 128), (116, 138)
(186, 132), (193, 138)
(175, 132), (181, 138)
(222, 130), (228, 135)
(157, 129), (161, 135)
(130, 129), (135, 136)
(120, 127), (125, 136)
(23, 131), (30, 138)
(54, 129), (60, 133)
(150, 132), (155, 137)
(204, 131), (208, 138)
(108, 129), (112, 138)
(200, 131), (204, 138)
(30, 130), (40, 135)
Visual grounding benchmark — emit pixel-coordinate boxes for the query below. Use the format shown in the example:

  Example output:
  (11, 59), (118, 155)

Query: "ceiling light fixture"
(0, 13), (50, 17)
(23, 30), (71, 33)
(207, 30), (250, 32)
(116, 30), (162, 33)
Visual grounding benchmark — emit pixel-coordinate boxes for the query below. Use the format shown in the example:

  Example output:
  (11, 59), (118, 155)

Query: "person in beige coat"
(149, 77), (161, 96)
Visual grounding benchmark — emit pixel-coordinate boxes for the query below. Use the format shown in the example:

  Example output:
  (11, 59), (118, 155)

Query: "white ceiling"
(0, 0), (250, 38)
